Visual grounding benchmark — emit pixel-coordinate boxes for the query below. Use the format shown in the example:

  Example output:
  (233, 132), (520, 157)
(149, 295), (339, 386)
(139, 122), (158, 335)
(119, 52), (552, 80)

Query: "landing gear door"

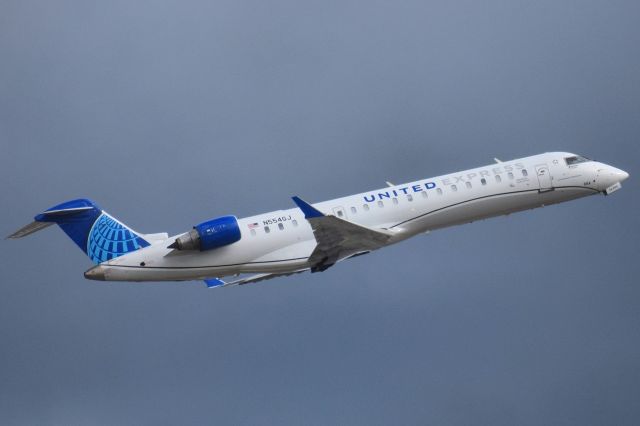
(332, 206), (347, 219)
(535, 163), (553, 192)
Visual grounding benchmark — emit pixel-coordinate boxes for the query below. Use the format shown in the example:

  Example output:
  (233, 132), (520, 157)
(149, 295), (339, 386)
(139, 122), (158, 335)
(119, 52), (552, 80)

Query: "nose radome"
(600, 165), (629, 183)
(617, 169), (630, 182)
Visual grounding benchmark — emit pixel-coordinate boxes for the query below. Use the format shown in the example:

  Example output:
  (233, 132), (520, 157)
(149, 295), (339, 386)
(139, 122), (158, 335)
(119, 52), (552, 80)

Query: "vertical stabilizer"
(9, 198), (150, 264)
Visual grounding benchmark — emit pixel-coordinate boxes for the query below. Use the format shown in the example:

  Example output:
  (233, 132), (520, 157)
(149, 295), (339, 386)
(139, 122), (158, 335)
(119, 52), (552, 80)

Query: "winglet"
(204, 278), (226, 288)
(291, 196), (325, 219)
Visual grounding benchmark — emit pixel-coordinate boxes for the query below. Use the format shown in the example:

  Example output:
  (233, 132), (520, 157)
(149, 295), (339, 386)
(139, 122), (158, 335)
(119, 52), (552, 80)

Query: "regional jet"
(8, 152), (629, 287)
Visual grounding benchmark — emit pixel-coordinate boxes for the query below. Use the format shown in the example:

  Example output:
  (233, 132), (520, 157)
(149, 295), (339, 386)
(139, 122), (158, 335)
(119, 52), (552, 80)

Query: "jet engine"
(168, 216), (241, 251)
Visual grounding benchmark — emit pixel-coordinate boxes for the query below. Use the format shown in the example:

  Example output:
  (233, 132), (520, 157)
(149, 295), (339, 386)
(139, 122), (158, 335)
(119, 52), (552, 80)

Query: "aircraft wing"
(292, 196), (394, 272)
(204, 196), (396, 287)
(204, 268), (309, 288)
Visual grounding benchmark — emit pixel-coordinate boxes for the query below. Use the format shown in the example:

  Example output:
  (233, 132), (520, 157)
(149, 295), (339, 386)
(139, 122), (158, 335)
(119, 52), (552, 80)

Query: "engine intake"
(169, 216), (241, 251)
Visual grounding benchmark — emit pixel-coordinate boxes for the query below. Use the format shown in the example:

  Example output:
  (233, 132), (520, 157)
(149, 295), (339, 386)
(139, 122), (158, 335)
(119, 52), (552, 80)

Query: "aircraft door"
(332, 206), (347, 219)
(535, 163), (553, 192)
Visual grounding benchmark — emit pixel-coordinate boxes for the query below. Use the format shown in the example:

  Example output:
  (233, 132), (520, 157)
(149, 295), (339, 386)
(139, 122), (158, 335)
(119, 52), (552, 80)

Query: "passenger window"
(495, 175), (502, 183)
(337, 210), (343, 217)
(363, 204), (370, 211)
(377, 200), (384, 208)
(522, 169), (528, 177)
(278, 223), (284, 230)
(392, 198), (398, 205)
(350, 206), (357, 214)
(451, 185), (457, 192)
(264, 226), (270, 234)
(292, 220), (298, 227)
(250, 229), (256, 236)
(508, 172), (514, 179)
(481, 178), (487, 185)
(421, 191), (428, 198)
(465, 181), (472, 189)
(436, 188), (443, 195)
(407, 194), (413, 201)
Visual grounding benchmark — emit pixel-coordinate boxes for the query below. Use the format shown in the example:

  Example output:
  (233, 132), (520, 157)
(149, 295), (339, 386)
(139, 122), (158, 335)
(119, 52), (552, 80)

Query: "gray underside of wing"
(306, 215), (393, 272)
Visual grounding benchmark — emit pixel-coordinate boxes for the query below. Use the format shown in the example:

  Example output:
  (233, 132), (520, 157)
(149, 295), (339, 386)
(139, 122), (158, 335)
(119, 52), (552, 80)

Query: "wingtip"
(204, 278), (226, 288)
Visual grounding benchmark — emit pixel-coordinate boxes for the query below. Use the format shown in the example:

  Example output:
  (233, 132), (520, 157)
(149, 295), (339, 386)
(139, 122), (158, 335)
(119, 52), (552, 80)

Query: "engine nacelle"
(169, 216), (241, 251)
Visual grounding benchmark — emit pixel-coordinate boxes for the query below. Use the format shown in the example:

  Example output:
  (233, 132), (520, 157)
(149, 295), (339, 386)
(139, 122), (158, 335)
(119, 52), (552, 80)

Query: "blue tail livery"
(8, 198), (151, 264)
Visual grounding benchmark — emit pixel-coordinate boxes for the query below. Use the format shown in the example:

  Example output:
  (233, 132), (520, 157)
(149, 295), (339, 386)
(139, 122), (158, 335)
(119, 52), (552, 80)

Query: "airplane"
(8, 152), (629, 288)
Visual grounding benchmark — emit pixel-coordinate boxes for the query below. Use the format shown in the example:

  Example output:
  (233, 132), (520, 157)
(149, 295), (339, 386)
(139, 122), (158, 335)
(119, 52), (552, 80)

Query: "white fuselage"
(96, 152), (628, 282)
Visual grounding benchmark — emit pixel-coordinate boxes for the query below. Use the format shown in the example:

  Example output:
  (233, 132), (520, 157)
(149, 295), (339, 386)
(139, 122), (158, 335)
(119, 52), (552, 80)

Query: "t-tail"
(7, 198), (162, 264)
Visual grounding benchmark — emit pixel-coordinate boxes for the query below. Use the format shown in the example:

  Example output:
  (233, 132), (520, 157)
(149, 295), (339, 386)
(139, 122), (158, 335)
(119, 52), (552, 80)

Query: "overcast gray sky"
(1, 0), (639, 424)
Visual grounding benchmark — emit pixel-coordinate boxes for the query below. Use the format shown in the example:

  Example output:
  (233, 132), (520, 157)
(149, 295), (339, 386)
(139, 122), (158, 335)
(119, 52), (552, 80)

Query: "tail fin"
(8, 198), (151, 264)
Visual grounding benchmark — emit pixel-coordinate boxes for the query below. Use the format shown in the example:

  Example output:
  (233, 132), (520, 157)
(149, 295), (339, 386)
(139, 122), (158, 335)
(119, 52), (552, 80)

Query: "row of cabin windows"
(250, 219), (299, 236)
(351, 168), (530, 213)
(252, 169), (531, 234)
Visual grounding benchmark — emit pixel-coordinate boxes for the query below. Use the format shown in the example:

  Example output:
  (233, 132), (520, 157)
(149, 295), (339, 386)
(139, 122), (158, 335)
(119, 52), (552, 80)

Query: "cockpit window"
(565, 155), (590, 166)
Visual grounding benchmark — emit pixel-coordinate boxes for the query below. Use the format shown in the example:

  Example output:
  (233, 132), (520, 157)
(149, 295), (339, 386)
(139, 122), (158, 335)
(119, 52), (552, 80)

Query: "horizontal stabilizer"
(36, 206), (94, 218)
(7, 221), (54, 239)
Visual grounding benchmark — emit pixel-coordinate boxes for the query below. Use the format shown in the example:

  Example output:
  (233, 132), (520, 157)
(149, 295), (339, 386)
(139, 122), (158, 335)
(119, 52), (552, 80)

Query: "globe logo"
(87, 214), (149, 264)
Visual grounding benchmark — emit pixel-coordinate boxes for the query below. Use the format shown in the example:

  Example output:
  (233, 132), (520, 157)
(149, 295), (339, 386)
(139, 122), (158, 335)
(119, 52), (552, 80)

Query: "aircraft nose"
(599, 165), (629, 183)
(84, 264), (106, 281)
(616, 169), (630, 182)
